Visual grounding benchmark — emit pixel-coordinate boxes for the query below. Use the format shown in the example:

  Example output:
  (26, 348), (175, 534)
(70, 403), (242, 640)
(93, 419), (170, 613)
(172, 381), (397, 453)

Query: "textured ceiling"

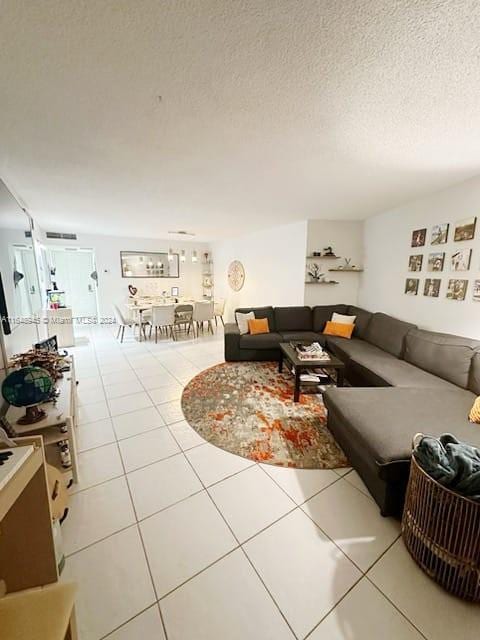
(1, 0), (480, 240)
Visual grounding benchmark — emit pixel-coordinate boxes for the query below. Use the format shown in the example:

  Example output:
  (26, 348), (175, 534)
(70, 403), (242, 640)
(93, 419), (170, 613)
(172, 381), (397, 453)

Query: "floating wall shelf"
(328, 268), (364, 273)
(305, 281), (339, 285)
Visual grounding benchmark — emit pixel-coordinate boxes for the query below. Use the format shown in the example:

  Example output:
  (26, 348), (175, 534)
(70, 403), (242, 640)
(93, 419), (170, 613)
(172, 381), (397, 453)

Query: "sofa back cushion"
(365, 312), (416, 358)
(274, 306), (312, 331)
(235, 307), (275, 331)
(347, 305), (373, 338)
(405, 328), (480, 389)
(312, 305), (347, 332)
(469, 352), (480, 395)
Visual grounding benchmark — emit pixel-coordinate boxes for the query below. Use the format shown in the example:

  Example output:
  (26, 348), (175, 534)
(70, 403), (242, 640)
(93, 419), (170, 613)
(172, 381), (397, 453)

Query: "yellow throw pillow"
(323, 320), (355, 339)
(248, 318), (270, 335)
(469, 397), (480, 423)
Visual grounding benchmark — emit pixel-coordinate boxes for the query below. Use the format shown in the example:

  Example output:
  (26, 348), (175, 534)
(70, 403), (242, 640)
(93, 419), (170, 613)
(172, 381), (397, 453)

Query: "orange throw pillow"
(248, 318), (270, 335)
(323, 320), (354, 339)
(469, 397), (480, 423)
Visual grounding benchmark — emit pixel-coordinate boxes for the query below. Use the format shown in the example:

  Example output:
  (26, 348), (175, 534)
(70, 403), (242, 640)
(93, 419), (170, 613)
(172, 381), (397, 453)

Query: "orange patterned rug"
(181, 361), (348, 469)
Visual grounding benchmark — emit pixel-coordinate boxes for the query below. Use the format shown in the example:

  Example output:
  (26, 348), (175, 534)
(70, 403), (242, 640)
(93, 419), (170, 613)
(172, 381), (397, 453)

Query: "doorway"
(47, 247), (98, 319)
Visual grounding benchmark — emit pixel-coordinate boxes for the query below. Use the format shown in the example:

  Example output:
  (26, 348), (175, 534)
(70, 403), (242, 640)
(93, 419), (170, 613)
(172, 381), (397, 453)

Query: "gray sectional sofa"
(224, 305), (480, 516)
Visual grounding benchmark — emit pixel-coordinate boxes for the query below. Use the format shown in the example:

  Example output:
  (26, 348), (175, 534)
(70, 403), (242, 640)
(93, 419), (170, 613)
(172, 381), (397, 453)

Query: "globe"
(2, 366), (53, 425)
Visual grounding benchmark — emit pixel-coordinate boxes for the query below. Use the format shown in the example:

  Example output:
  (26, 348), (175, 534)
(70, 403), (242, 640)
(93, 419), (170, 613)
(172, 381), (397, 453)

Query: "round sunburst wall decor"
(227, 260), (245, 291)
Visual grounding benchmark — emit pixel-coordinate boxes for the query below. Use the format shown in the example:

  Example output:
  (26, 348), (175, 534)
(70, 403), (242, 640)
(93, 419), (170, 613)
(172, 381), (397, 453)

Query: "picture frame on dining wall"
(454, 217), (476, 242)
(430, 223), (449, 245)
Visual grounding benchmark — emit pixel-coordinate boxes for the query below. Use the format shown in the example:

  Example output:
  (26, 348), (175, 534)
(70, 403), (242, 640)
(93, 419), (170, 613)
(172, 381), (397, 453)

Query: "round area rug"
(181, 361), (348, 469)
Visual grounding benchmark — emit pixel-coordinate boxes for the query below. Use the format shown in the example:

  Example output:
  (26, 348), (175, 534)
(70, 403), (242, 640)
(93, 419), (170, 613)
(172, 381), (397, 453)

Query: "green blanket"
(414, 433), (480, 501)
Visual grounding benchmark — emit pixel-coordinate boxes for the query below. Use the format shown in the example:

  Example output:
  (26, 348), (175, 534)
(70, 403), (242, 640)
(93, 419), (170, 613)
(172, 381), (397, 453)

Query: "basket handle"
(412, 433), (424, 450)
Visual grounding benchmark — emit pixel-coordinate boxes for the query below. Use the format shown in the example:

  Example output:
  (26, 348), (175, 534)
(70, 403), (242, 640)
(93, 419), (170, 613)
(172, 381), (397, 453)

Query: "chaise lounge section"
(224, 305), (480, 516)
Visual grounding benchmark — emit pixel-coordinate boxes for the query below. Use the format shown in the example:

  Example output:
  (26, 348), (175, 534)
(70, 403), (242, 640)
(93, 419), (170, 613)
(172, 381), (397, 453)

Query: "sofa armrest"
(224, 323), (241, 361)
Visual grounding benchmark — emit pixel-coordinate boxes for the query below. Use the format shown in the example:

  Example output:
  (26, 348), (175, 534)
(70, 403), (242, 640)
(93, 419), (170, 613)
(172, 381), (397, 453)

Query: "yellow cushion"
(248, 318), (270, 335)
(323, 321), (354, 339)
(469, 397), (480, 423)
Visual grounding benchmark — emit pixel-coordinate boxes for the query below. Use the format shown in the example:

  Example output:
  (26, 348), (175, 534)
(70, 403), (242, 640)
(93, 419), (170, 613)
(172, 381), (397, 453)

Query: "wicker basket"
(402, 449), (480, 601)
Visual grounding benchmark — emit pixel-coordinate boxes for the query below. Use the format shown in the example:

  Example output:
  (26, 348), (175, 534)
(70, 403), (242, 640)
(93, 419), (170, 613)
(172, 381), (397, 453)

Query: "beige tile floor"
(61, 324), (480, 639)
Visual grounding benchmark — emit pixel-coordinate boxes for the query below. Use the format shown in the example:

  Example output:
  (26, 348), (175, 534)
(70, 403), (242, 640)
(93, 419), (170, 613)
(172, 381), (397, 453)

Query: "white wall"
(359, 175), (480, 339)
(39, 231), (211, 318)
(213, 221), (308, 322)
(304, 220), (364, 308)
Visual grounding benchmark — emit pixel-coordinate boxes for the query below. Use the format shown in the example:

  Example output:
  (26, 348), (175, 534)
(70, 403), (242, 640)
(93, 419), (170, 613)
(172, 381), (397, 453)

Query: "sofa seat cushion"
(365, 312), (416, 358)
(405, 328), (480, 389)
(325, 336), (383, 362)
(274, 306), (312, 331)
(240, 332), (283, 350)
(323, 387), (479, 474)
(312, 305), (347, 332)
(349, 349), (459, 390)
(279, 331), (326, 344)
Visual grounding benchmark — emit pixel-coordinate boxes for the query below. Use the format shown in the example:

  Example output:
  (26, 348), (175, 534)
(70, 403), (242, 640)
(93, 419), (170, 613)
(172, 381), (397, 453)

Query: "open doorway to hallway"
(46, 246), (99, 319)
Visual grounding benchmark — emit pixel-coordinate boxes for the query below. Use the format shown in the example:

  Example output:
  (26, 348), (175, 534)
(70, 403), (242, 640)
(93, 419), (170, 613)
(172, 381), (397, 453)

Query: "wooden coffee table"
(279, 342), (345, 402)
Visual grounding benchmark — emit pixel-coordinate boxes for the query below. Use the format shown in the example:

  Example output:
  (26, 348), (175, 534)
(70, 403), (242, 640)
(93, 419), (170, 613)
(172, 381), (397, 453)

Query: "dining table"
(124, 299), (196, 341)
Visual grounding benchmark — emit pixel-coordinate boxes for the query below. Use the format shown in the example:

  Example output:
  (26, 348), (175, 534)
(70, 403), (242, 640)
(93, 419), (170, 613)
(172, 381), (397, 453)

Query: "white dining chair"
(214, 299), (225, 326)
(113, 305), (137, 342)
(150, 304), (176, 342)
(193, 301), (214, 337)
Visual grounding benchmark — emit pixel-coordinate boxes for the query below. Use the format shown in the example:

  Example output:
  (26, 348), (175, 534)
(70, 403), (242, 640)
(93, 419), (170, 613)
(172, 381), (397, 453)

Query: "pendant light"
(180, 249), (186, 262)
(168, 247), (174, 262)
(192, 250), (198, 263)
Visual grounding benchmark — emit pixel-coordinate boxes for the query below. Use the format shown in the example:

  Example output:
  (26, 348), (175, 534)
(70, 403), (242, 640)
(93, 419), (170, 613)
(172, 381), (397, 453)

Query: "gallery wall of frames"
(405, 217), (479, 302)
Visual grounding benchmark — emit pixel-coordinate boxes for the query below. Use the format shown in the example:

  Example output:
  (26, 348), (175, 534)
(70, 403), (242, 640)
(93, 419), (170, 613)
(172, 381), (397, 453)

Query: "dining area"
(113, 296), (225, 343)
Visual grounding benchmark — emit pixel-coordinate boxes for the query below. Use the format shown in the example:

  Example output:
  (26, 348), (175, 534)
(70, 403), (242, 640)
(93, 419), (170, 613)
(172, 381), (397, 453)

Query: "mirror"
(0, 179), (42, 354)
(120, 251), (180, 278)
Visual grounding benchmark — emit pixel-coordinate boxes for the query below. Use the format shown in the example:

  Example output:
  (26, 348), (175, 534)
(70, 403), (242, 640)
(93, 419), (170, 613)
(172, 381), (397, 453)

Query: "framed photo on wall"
(408, 255), (423, 272)
(446, 279), (468, 301)
(430, 223), (449, 245)
(451, 248), (472, 271)
(411, 228), (427, 247)
(405, 278), (419, 295)
(424, 278), (441, 298)
(473, 280), (480, 302)
(454, 217), (476, 241)
(427, 252), (445, 272)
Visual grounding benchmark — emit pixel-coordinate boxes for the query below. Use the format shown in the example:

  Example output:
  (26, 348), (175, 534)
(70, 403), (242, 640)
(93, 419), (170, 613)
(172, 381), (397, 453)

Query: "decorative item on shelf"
(1, 366), (54, 425)
(8, 348), (68, 381)
(128, 284), (138, 297)
(313, 251), (322, 257)
(307, 263), (324, 282)
(322, 246), (336, 257)
(228, 260), (245, 291)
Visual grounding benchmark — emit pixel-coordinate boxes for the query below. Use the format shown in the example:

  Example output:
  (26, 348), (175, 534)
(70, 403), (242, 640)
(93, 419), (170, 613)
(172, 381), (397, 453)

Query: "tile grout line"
(179, 451), (300, 640)
(70, 330), (159, 637)
(94, 333), (171, 640)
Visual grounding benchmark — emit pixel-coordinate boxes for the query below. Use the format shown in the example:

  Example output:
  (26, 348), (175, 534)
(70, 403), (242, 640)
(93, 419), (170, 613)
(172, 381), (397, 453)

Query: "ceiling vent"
(46, 232), (78, 240)
(168, 230), (196, 237)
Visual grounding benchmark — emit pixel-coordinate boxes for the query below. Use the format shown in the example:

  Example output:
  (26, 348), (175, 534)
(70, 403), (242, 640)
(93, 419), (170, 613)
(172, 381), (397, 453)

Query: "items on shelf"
(1, 366), (54, 425)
